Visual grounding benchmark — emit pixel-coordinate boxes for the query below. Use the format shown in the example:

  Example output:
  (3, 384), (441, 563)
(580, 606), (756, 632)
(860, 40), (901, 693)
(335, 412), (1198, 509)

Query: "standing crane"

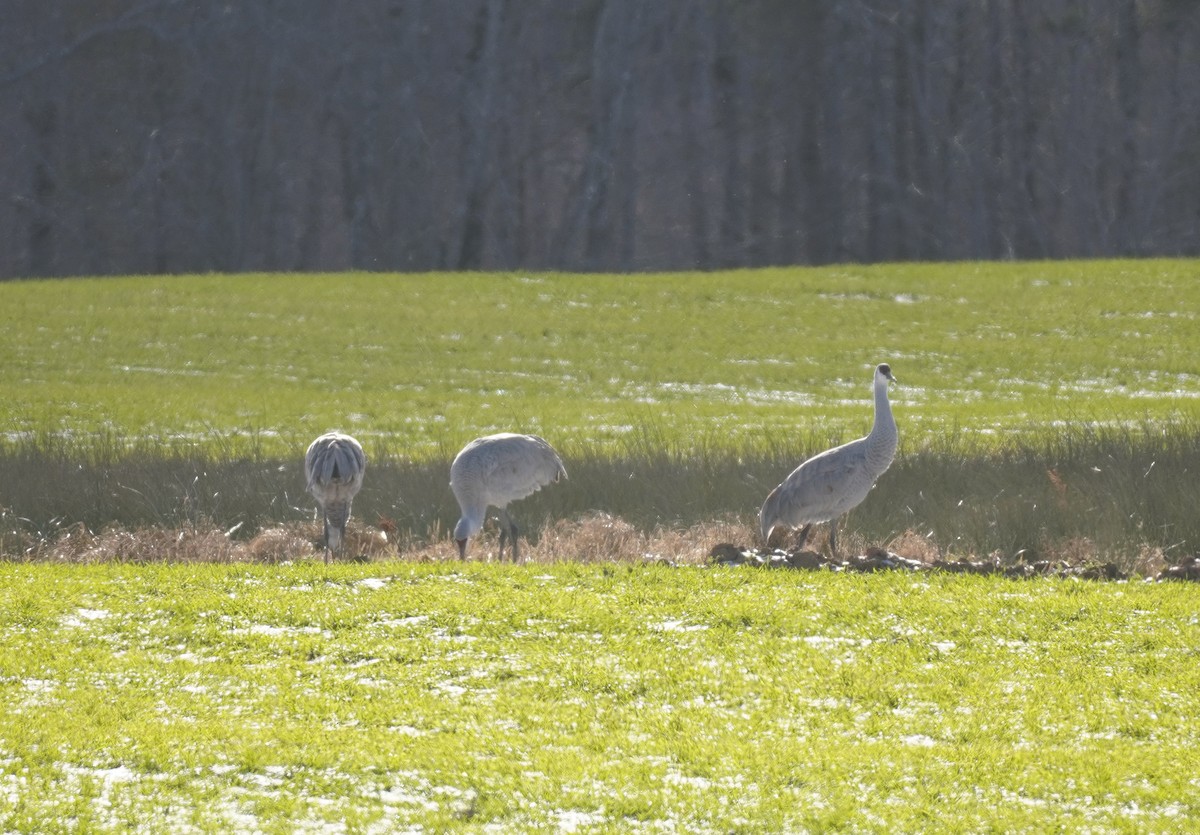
(759, 363), (898, 557)
(304, 431), (366, 563)
(450, 433), (567, 561)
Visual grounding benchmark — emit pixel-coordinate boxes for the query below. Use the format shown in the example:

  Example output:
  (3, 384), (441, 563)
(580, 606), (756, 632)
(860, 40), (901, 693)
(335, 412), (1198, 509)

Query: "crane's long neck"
(866, 377), (897, 468)
(453, 496), (487, 541)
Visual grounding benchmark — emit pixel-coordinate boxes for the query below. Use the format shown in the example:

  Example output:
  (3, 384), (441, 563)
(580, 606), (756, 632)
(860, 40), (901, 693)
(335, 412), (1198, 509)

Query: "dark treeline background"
(2, 0), (1199, 279)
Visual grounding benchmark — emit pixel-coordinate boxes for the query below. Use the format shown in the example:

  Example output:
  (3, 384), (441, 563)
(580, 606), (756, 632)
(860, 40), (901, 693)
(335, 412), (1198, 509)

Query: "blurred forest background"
(2, 0), (1199, 279)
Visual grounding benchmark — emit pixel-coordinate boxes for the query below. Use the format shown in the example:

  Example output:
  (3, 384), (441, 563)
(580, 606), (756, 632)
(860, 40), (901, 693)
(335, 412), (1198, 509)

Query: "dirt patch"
(708, 542), (1199, 583)
(1155, 555), (1200, 583)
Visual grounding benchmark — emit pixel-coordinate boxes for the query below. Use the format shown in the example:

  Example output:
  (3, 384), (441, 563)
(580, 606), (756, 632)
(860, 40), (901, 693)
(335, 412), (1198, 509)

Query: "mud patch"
(708, 542), (1199, 583)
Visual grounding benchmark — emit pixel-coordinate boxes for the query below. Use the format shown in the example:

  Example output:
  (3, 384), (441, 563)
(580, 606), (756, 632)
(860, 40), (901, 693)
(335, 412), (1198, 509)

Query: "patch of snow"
(62, 608), (111, 627)
(651, 620), (708, 633)
(556, 809), (606, 832)
(22, 678), (55, 694)
(391, 725), (425, 737)
(64, 765), (138, 784)
(377, 615), (429, 628)
(244, 624), (325, 637)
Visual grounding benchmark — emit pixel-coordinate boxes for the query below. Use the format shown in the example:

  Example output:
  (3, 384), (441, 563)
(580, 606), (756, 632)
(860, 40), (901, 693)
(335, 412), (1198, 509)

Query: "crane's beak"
(456, 538), (468, 559)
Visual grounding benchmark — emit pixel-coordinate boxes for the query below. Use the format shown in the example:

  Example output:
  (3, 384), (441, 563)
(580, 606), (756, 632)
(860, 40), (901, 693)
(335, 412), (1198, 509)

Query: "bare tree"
(2, 0), (1200, 278)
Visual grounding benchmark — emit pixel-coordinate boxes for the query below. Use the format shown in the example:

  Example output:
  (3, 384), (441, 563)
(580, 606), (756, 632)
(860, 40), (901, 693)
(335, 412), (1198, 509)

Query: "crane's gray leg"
(828, 519), (839, 559)
(499, 509), (520, 562)
(496, 511), (507, 561)
(795, 523), (813, 551)
(322, 512), (332, 564)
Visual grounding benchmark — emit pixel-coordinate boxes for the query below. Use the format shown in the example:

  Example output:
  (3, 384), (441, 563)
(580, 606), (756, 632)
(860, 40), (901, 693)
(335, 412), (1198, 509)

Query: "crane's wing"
(524, 434), (567, 483)
(761, 441), (871, 532)
(784, 447), (866, 495)
(489, 435), (566, 501)
(451, 433), (566, 504)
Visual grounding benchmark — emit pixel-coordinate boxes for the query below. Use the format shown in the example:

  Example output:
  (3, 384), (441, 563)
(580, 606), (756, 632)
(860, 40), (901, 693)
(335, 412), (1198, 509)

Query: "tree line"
(2, 0), (1198, 279)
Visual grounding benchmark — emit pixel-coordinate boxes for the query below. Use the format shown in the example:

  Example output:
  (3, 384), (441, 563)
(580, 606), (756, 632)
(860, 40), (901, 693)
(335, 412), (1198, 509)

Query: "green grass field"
(3, 261), (1198, 459)
(0, 562), (1196, 833)
(2, 265), (1199, 832)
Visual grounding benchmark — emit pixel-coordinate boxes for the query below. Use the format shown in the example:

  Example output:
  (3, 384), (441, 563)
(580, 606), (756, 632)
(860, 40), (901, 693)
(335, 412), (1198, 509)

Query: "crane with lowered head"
(305, 431), (366, 563)
(450, 432), (567, 561)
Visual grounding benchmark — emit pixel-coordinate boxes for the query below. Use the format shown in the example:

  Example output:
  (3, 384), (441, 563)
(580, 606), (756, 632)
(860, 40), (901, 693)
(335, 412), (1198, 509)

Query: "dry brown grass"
(21, 522), (248, 563)
(396, 513), (757, 565)
(0, 512), (755, 566)
(522, 513), (751, 565)
(0, 509), (1189, 579)
(245, 526), (316, 562)
(1130, 544), (1170, 578)
(884, 528), (943, 562)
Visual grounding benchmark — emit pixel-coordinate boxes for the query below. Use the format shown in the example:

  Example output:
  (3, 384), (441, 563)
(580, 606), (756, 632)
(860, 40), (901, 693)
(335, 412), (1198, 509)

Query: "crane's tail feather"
(306, 436), (366, 493)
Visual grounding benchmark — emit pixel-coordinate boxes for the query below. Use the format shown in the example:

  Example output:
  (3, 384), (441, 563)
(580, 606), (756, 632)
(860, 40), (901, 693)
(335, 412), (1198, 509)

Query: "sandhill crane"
(450, 433), (567, 561)
(304, 432), (366, 563)
(759, 363), (898, 557)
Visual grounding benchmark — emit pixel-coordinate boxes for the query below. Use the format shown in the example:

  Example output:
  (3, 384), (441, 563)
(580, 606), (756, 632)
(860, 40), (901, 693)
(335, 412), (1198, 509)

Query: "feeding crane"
(450, 432), (567, 561)
(304, 431), (366, 563)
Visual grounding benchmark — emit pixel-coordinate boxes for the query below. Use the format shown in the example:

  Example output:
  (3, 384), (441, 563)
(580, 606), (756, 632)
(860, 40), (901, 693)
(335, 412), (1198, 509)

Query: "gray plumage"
(759, 363), (898, 556)
(305, 431), (366, 562)
(450, 432), (567, 561)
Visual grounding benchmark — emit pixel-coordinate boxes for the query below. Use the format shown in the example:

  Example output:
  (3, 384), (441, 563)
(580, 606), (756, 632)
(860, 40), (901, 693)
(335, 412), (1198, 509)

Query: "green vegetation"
(1, 266), (1197, 830)
(0, 562), (1195, 833)
(2, 261), (1199, 560)
(2, 262), (1198, 459)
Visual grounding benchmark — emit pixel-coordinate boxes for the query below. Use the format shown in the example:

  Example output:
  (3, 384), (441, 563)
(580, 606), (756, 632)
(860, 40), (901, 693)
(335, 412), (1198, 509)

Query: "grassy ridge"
(0, 562), (1196, 832)
(2, 262), (1198, 458)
